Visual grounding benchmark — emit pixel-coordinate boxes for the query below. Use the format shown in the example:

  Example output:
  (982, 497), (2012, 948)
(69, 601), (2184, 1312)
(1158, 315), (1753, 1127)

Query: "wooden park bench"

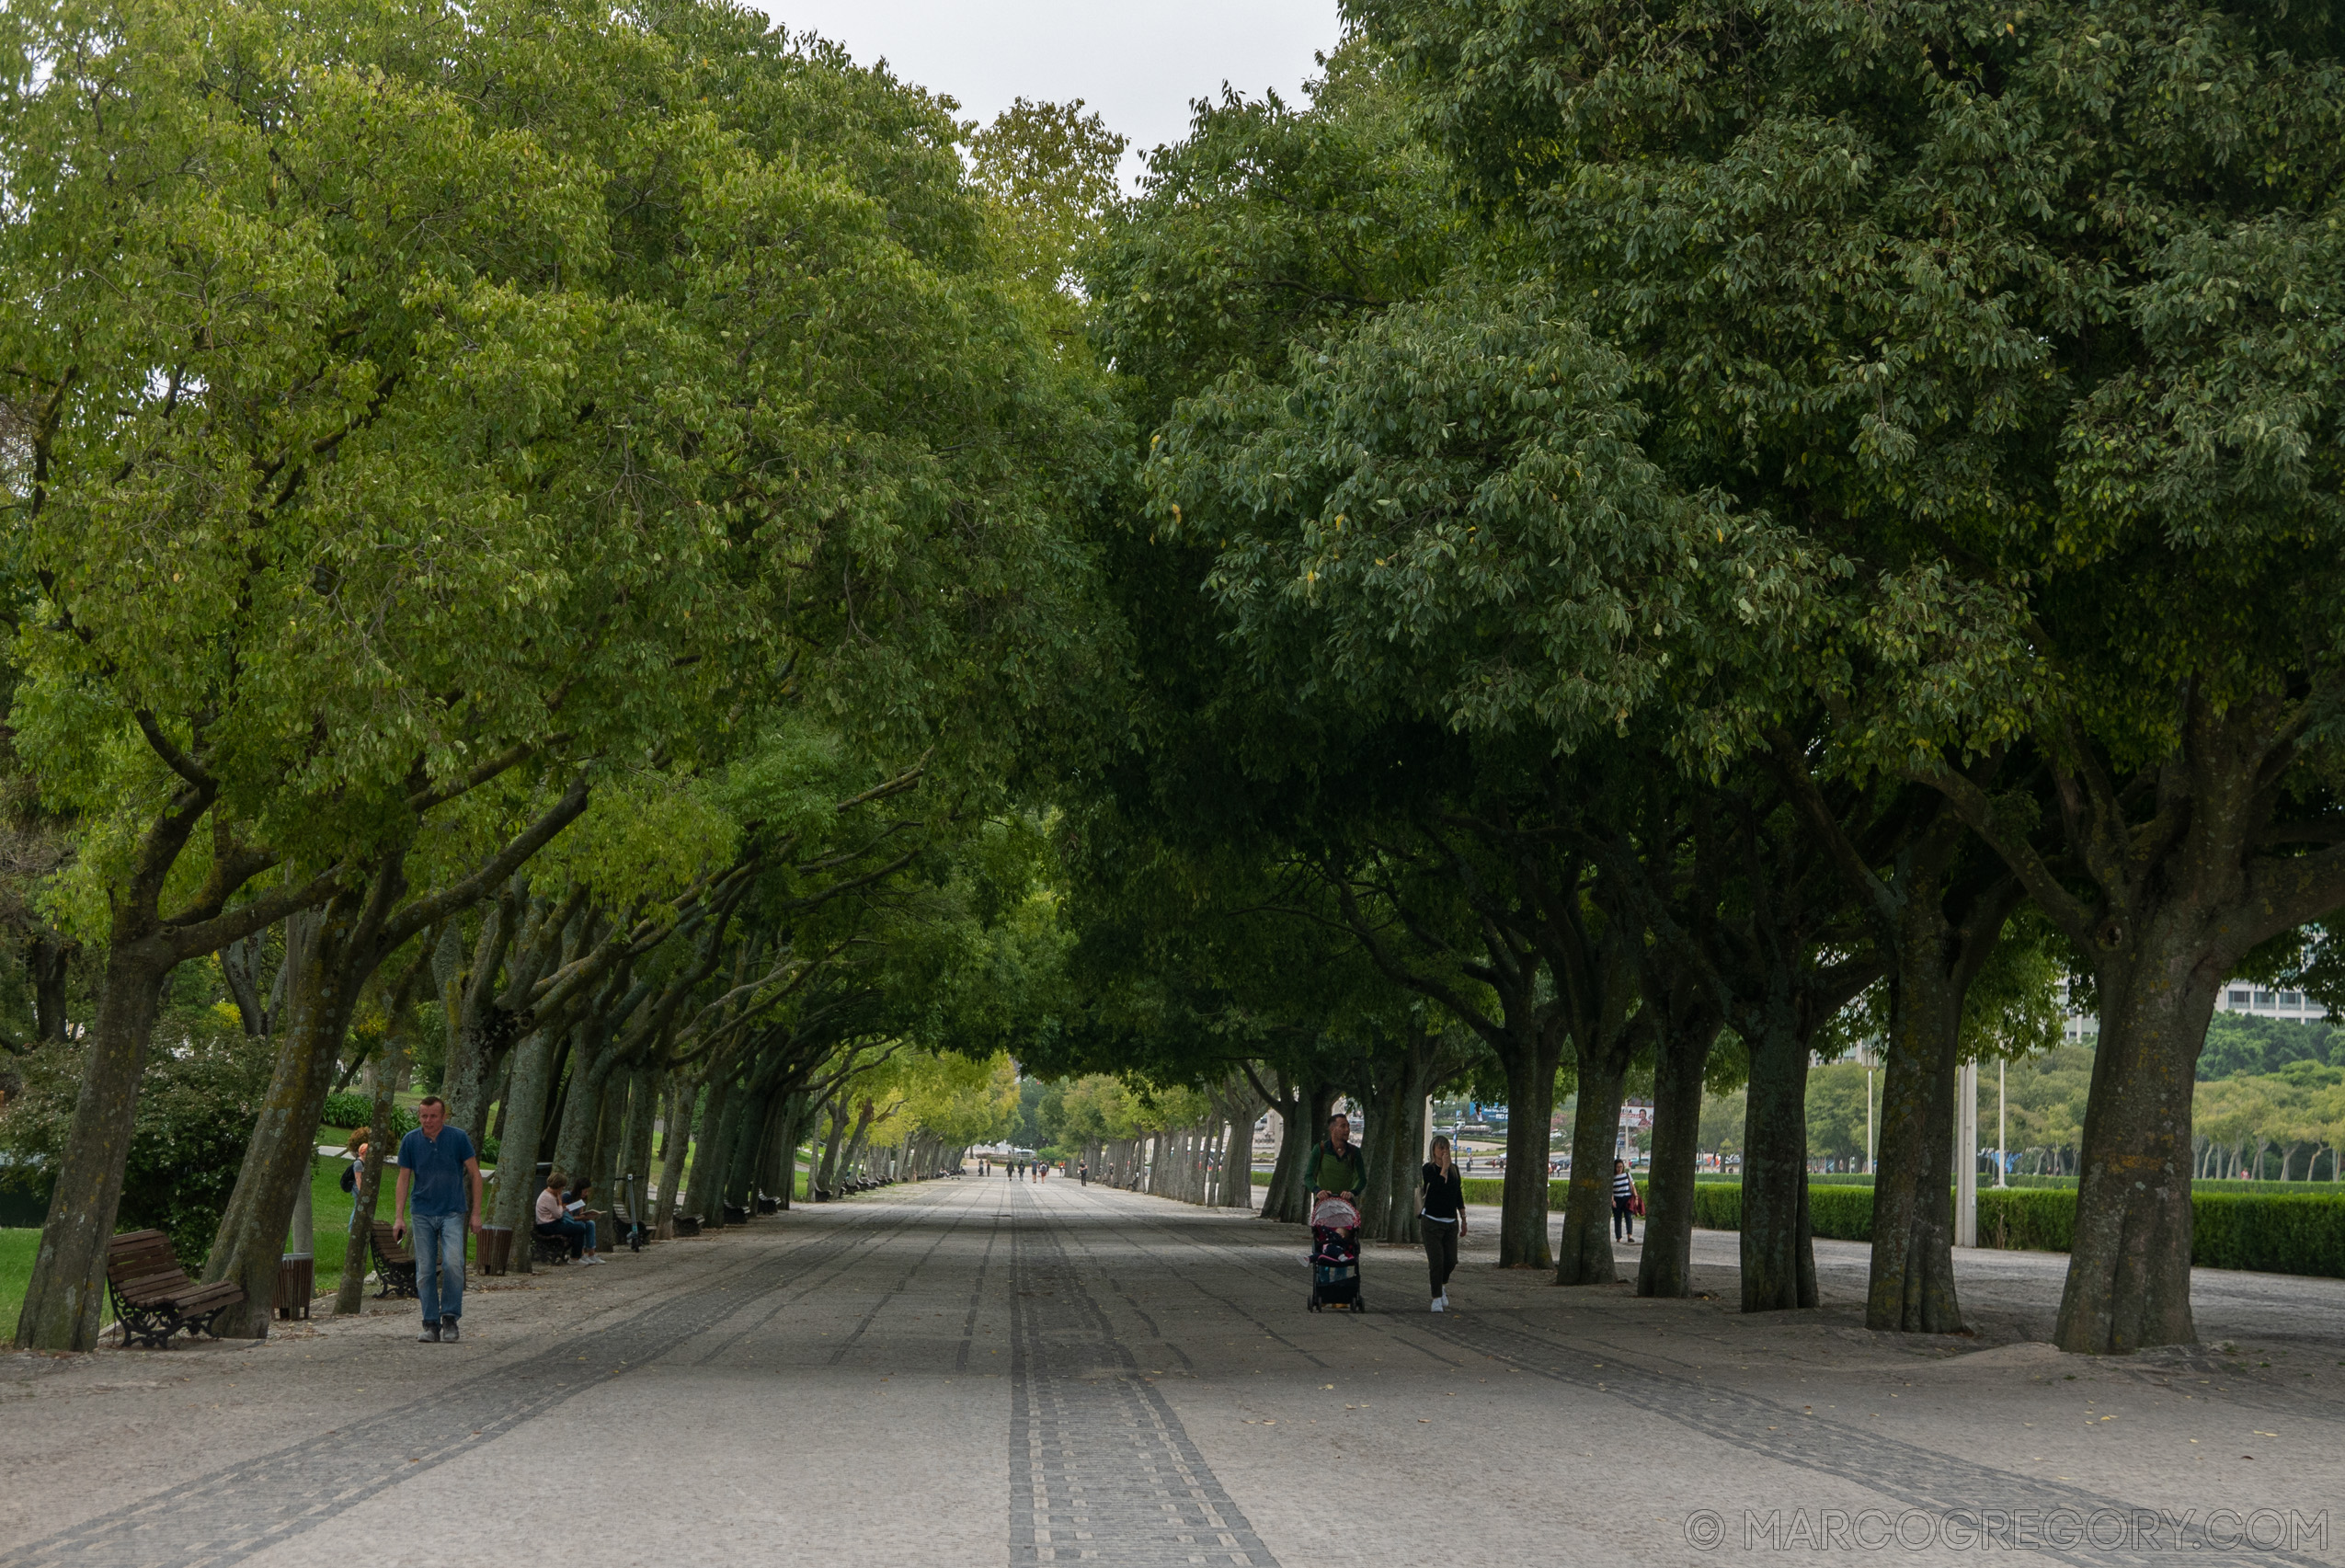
(106, 1230), (244, 1349)
(368, 1220), (418, 1299)
(528, 1228), (573, 1266)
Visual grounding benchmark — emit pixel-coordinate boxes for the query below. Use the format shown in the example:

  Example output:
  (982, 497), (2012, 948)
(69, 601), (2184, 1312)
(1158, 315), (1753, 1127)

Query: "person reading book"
(533, 1172), (601, 1265)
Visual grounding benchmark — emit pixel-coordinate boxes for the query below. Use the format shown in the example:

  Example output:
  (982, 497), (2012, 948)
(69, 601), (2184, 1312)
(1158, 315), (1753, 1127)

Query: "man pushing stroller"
(1304, 1111), (1368, 1311)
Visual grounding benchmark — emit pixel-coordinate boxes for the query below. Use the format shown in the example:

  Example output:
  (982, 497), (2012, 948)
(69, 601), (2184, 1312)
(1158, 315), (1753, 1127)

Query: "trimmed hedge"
(1693, 1173), (2314, 1196)
(1263, 1168), (2343, 1276)
(1978, 1188), (2076, 1252)
(1671, 1182), (2342, 1278)
(2191, 1193), (2345, 1276)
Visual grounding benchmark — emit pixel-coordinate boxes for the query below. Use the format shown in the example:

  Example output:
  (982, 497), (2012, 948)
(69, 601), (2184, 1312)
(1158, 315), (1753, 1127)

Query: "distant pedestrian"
(1078, 1162), (1088, 1187)
(340, 1127), (372, 1234)
(1611, 1159), (1636, 1242)
(393, 1095), (482, 1343)
(1304, 1111), (1365, 1207)
(1421, 1134), (1466, 1312)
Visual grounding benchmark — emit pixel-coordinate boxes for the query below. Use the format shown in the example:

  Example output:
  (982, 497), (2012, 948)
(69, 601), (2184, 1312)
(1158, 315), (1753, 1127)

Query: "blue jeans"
(412, 1212), (466, 1322)
(535, 1218), (593, 1257)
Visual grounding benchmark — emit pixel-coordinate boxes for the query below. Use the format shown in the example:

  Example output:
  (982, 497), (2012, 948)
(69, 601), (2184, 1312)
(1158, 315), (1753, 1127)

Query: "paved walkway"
(5, 1180), (2343, 1567)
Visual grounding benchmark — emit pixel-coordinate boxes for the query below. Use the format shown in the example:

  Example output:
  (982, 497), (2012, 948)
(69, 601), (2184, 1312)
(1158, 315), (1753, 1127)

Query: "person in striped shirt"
(1611, 1159), (1637, 1242)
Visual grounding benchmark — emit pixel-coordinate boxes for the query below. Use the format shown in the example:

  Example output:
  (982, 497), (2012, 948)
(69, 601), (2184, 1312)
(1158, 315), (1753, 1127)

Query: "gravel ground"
(3, 1181), (2340, 1568)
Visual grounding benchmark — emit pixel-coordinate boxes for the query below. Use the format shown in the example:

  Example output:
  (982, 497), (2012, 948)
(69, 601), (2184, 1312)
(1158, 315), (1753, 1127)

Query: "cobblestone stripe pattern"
(1010, 1193), (1278, 1567)
(0, 1203), (932, 1568)
(1422, 1310), (2327, 1568)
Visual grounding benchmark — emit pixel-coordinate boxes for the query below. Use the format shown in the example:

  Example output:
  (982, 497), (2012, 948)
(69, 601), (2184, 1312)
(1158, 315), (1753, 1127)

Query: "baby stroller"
(1307, 1196), (1366, 1312)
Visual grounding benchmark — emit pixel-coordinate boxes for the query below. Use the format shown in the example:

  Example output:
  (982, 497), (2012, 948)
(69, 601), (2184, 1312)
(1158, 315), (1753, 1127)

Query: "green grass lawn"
(0, 1143), (816, 1337)
(1, 1227), (38, 1334)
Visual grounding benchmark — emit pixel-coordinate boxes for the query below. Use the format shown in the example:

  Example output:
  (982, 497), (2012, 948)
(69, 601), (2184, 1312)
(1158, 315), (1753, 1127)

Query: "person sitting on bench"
(534, 1172), (601, 1265)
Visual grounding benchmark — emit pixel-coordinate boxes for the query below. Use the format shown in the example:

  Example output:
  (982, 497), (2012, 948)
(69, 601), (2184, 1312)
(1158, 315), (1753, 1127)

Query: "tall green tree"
(3, 0), (1120, 1348)
(1353, 0), (2345, 1352)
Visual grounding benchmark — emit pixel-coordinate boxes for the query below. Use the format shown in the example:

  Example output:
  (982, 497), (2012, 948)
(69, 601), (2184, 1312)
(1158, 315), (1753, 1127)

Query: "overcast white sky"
(753, 0), (1346, 181)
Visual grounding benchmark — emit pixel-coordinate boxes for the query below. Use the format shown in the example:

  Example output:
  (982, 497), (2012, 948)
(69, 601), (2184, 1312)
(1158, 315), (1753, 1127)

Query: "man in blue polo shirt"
(393, 1095), (482, 1343)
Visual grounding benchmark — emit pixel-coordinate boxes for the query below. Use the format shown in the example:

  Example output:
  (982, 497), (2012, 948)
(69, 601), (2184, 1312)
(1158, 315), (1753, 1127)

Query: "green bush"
(0, 1018), (273, 1267)
(2191, 1193), (2345, 1276)
(1690, 1184), (1743, 1230)
(1977, 1188), (2077, 1252)
(319, 1093), (417, 1141)
(1808, 1185), (1875, 1242)
(1271, 1165), (2342, 1277)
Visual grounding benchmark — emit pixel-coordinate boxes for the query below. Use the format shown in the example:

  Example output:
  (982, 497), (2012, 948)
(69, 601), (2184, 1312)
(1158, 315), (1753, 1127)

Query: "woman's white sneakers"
(1430, 1297), (1445, 1312)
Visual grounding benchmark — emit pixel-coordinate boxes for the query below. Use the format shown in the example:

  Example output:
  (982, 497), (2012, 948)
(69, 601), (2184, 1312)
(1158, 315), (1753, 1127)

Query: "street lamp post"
(1864, 1047), (1875, 1175)
(1996, 1059), (2008, 1189)
(1956, 1059), (1979, 1247)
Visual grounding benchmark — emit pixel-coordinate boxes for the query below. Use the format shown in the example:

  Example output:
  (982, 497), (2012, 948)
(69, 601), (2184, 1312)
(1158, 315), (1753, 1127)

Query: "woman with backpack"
(1420, 1134), (1466, 1311)
(340, 1127), (372, 1235)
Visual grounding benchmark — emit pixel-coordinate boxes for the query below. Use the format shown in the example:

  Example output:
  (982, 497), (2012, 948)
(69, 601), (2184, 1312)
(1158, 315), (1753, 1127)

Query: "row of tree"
(0, 0), (1115, 1350)
(1027, 0), (2345, 1358)
(6, 0), (2343, 1365)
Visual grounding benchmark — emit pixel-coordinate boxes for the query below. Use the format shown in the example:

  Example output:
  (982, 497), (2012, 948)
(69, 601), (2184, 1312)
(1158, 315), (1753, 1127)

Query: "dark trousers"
(1423, 1219), (1458, 1295)
(1612, 1196), (1635, 1241)
(536, 1217), (591, 1258)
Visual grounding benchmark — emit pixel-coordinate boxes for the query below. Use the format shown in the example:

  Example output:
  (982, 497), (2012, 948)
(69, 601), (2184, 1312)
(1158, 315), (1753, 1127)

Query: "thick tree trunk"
(703, 1075), (749, 1223)
(336, 1031), (406, 1315)
(757, 1093), (796, 1204)
(550, 1027), (615, 1191)
(727, 1086), (777, 1207)
(655, 1076), (695, 1237)
(14, 941), (175, 1351)
(1866, 958), (1964, 1334)
(1555, 1056), (1630, 1286)
(1740, 1009), (1818, 1312)
(620, 1066), (658, 1232)
(208, 910), (372, 1339)
(1260, 1082), (1325, 1222)
(2055, 942), (2217, 1354)
(488, 1024), (564, 1268)
(438, 903), (515, 1141)
(816, 1096), (851, 1195)
(29, 933), (74, 1044)
(1220, 1102), (1259, 1209)
(1637, 1005), (1720, 1299)
(1494, 1032), (1564, 1268)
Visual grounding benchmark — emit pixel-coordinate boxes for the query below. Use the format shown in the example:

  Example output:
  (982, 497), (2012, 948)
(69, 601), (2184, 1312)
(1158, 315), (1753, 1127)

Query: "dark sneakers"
(440, 1318), (460, 1343)
(418, 1322), (441, 1343)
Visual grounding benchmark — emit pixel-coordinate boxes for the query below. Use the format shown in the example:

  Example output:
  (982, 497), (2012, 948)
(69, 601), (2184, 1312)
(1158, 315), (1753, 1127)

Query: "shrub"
(1977, 1188), (2077, 1252)
(320, 1091), (371, 1130)
(318, 1092), (417, 1143)
(2191, 1193), (2345, 1277)
(1689, 1184), (1743, 1230)
(0, 1015), (273, 1266)
(1807, 1185), (1875, 1242)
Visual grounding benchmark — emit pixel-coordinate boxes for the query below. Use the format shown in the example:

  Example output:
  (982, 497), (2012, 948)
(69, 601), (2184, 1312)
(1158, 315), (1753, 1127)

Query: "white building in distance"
(2061, 977), (2328, 1043)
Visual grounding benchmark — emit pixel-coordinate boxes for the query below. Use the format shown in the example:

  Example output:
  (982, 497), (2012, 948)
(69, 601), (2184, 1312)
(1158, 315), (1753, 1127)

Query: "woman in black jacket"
(1421, 1135), (1467, 1311)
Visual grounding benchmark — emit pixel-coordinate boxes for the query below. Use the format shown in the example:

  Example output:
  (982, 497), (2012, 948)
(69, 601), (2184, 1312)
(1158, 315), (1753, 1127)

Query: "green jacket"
(1303, 1139), (1367, 1199)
